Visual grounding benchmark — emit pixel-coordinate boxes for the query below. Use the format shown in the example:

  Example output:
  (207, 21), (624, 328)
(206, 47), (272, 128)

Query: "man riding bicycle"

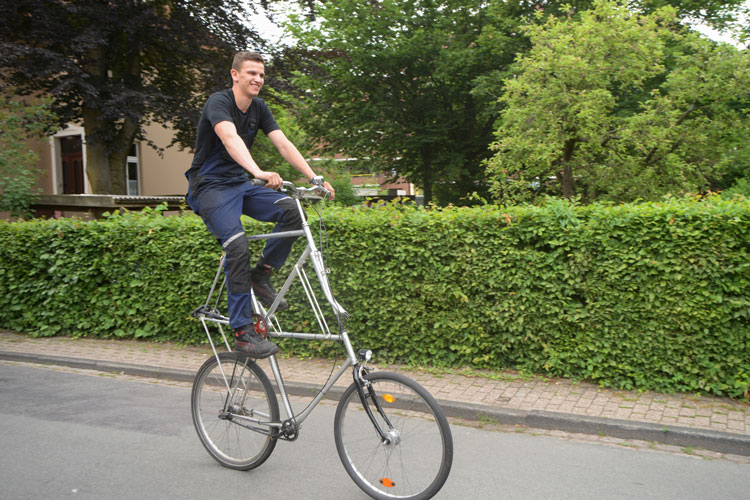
(185, 51), (335, 359)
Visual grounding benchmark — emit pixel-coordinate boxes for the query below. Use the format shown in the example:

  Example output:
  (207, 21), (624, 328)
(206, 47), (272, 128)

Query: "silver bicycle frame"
(193, 190), (360, 431)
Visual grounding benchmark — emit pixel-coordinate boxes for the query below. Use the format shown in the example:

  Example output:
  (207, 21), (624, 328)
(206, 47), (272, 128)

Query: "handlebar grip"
(252, 177), (327, 197)
(252, 178), (297, 192)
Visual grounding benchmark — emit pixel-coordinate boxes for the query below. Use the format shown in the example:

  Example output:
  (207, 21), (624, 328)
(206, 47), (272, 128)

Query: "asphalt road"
(1, 362), (748, 500)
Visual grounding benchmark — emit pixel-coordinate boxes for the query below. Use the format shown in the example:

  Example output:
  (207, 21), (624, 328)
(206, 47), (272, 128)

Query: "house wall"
(138, 122), (191, 196)
(20, 134), (55, 196)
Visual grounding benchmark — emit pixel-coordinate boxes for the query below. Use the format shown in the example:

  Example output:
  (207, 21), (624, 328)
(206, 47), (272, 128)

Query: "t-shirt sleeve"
(204, 92), (234, 128)
(258, 100), (281, 135)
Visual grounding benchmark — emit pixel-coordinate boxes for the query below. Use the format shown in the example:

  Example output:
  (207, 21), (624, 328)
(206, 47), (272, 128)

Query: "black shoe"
(234, 327), (279, 358)
(250, 265), (289, 311)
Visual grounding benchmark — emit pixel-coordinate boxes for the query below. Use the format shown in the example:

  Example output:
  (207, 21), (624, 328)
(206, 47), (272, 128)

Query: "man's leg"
(195, 185), (278, 357)
(242, 187), (306, 308)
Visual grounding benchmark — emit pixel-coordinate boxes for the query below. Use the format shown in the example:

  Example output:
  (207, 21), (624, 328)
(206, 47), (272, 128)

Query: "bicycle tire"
(334, 371), (453, 500)
(191, 351), (279, 470)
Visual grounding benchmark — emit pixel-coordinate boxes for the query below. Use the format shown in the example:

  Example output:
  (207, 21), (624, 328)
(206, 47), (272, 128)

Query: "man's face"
(232, 60), (265, 98)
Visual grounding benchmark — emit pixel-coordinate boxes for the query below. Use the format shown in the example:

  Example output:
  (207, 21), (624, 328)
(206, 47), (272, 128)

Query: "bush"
(0, 96), (58, 218)
(0, 196), (748, 397)
(722, 177), (750, 199)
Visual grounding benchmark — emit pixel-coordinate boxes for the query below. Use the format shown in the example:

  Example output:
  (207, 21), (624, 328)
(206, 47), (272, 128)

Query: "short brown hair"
(232, 51), (265, 71)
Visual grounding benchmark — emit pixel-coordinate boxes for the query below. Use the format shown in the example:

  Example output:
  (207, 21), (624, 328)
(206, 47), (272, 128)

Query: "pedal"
(191, 305), (228, 321)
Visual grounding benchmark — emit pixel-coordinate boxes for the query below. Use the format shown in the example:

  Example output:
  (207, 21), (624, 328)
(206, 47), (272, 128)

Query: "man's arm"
(214, 120), (282, 189)
(268, 129), (336, 199)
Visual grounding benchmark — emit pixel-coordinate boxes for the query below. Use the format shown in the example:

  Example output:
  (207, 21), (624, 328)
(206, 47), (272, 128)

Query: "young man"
(185, 51), (335, 358)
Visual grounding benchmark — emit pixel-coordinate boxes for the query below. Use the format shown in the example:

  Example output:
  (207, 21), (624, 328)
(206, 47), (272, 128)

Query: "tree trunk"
(81, 47), (113, 194)
(83, 109), (113, 194)
(419, 145), (434, 204)
(560, 138), (577, 199)
(561, 162), (575, 199)
(108, 148), (128, 195)
(80, 46), (140, 194)
(422, 172), (433, 205)
(82, 109), (139, 195)
(108, 118), (140, 194)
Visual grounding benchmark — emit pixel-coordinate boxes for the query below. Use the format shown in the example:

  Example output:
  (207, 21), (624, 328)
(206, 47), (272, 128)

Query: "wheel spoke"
(334, 372), (453, 500)
(191, 352), (279, 470)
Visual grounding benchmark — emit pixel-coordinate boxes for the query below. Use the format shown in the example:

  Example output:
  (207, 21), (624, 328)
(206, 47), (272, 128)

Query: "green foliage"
(286, 0), (507, 204)
(639, 0), (748, 30)
(305, 158), (361, 206)
(327, 175), (359, 206)
(0, 96), (58, 218)
(248, 102), (313, 182)
(486, 0), (750, 204)
(274, 0), (747, 206)
(1, 197), (749, 398)
(250, 115), (361, 206)
(722, 177), (750, 199)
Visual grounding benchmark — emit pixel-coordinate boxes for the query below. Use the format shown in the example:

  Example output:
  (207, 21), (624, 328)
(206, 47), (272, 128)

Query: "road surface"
(1, 362), (748, 499)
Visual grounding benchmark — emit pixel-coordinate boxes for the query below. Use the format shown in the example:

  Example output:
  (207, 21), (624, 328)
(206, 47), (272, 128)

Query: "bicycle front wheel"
(334, 371), (453, 500)
(191, 352), (279, 470)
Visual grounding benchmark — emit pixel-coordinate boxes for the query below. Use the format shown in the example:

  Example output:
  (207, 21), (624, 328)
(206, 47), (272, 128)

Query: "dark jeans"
(187, 175), (299, 329)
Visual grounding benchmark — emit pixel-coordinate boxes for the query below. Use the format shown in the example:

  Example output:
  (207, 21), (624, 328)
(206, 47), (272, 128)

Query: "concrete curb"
(3, 350), (749, 457)
(447, 401), (750, 456)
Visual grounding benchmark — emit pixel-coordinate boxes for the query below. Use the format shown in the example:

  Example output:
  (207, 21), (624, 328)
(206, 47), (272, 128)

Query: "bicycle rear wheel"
(191, 351), (279, 470)
(334, 371), (453, 500)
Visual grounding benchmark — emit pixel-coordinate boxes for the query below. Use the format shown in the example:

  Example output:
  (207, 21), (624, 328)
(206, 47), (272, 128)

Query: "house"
(17, 120), (416, 218)
(34, 122), (191, 198)
(309, 155), (416, 199)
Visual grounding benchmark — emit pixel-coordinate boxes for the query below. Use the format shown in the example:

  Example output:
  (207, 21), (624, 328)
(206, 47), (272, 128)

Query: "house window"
(126, 143), (140, 195)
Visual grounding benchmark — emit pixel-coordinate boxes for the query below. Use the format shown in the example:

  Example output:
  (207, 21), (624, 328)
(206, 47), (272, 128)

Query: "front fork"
(353, 350), (395, 444)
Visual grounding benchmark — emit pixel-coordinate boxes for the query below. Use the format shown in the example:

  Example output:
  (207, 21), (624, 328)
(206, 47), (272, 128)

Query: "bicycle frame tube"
(297, 200), (348, 321)
(194, 190), (361, 432)
(292, 198), (357, 366)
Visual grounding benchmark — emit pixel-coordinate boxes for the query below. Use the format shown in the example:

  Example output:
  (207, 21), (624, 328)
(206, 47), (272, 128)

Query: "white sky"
(689, 1), (748, 49)
(245, 1), (304, 48)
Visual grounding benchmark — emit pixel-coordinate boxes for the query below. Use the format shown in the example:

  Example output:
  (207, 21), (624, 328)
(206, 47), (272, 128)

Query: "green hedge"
(1, 197), (748, 397)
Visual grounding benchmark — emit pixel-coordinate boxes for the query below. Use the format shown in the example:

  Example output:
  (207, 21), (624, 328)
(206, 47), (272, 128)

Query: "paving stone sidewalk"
(1, 329), (748, 455)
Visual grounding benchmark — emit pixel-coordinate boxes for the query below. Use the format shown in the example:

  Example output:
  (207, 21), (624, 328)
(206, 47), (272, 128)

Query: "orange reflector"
(380, 478), (396, 488)
(382, 394), (395, 403)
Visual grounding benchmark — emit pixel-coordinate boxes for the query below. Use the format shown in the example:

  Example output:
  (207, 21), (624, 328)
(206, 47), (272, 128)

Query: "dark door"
(60, 136), (84, 194)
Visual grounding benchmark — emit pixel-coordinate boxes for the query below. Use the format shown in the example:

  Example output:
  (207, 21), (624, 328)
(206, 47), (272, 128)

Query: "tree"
(0, 0), (259, 194)
(249, 100), (314, 181)
(0, 95), (58, 218)
(638, 0), (748, 29)
(485, 0), (750, 203)
(284, 0), (518, 205)
(273, 0), (746, 205)
(251, 105), (361, 204)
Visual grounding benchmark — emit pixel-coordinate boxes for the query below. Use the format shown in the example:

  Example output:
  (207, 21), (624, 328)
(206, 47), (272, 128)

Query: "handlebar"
(251, 177), (331, 200)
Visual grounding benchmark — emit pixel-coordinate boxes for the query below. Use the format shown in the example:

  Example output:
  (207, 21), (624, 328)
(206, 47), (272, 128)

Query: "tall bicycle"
(190, 178), (453, 500)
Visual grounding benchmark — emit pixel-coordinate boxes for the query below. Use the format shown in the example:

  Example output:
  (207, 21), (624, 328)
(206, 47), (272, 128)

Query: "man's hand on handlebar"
(255, 171), (283, 191)
(310, 175), (336, 199)
(320, 181), (335, 200)
(252, 175), (336, 200)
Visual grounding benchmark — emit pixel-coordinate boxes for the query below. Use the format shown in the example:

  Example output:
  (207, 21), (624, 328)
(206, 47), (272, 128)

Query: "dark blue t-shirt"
(186, 89), (280, 180)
